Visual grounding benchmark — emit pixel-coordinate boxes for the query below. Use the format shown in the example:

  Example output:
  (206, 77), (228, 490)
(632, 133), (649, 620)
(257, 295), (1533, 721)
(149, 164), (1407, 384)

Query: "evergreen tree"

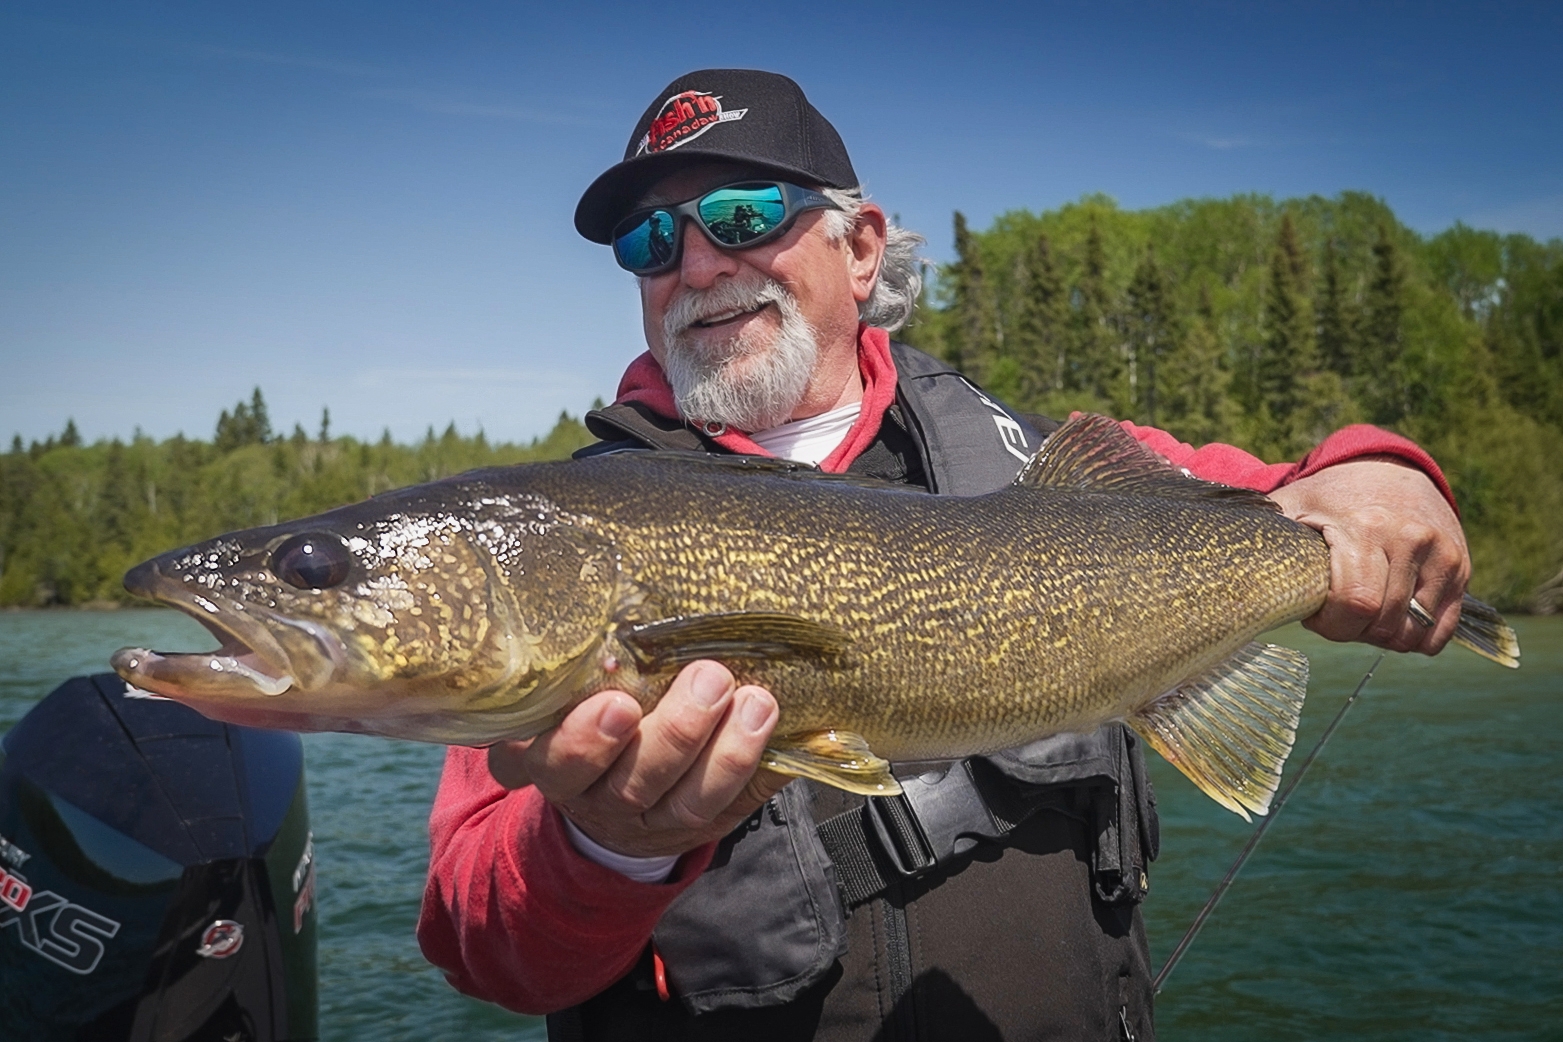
(1122, 246), (1177, 426)
(250, 388), (272, 443)
(1361, 225), (1408, 424)
(1259, 213), (1316, 434)
(319, 407), (332, 444)
(1009, 231), (1070, 406)
(1073, 218), (1115, 401)
(1157, 283), (1232, 445)
(1316, 238), (1356, 376)
(98, 439), (135, 552)
(215, 388), (275, 452)
(946, 212), (1000, 382)
(60, 420), (82, 448)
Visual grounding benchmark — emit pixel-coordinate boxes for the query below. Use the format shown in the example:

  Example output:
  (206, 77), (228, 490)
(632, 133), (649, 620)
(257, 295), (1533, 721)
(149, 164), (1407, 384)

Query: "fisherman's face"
(633, 163), (878, 430)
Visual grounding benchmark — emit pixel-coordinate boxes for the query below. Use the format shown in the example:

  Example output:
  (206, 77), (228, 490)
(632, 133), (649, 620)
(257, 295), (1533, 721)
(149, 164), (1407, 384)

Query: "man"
(419, 70), (1469, 1041)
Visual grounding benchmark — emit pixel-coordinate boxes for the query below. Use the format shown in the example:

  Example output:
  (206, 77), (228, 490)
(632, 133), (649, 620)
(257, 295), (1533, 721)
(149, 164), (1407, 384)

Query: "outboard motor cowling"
(0, 673), (317, 1041)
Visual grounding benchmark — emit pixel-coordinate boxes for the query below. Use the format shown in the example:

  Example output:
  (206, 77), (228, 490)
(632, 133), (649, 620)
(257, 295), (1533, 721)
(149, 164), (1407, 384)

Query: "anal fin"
(763, 730), (902, 796)
(1130, 643), (1309, 822)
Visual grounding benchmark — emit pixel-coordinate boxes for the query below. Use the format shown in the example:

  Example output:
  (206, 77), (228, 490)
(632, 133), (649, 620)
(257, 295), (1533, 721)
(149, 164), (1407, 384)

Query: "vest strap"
(817, 758), (1075, 908)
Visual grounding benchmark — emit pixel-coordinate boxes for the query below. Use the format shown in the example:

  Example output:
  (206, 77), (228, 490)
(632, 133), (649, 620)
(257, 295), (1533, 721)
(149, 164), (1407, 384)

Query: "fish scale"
(573, 473), (1317, 739)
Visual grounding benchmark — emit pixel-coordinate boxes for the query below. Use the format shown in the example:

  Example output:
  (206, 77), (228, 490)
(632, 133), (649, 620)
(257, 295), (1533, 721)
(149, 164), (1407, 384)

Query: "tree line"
(900, 192), (1562, 610)
(3, 191), (1560, 610)
(0, 399), (593, 606)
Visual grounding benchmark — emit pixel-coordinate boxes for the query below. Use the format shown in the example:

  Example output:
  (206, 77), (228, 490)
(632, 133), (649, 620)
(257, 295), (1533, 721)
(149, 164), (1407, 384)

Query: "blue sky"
(3, 1), (1560, 446)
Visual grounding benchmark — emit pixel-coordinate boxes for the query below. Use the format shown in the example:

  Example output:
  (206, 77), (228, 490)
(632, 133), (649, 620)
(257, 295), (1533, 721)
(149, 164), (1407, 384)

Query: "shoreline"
(0, 601), (170, 613)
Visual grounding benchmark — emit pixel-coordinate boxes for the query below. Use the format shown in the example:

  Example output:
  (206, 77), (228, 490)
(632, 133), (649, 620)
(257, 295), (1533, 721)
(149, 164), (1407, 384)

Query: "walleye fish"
(111, 415), (1519, 820)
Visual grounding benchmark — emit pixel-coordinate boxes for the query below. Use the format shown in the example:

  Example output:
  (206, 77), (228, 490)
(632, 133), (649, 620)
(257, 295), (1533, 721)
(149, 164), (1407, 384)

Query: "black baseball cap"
(574, 69), (859, 244)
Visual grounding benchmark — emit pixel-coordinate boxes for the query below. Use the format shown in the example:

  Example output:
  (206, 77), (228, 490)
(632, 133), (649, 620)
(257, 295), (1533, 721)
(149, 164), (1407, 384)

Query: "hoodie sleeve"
(1119, 421), (1457, 511)
(417, 746), (716, 1015)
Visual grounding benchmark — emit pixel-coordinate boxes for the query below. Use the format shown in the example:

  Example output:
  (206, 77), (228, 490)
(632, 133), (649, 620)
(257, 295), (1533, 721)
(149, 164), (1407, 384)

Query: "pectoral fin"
(1129, 643), (1309, 822)
(621, 612), (854, 669)
(763, 730), (902, 796)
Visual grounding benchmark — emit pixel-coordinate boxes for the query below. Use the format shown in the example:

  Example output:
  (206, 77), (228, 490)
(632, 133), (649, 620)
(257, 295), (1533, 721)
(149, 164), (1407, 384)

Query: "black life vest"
(554, 342), (1158, 1042)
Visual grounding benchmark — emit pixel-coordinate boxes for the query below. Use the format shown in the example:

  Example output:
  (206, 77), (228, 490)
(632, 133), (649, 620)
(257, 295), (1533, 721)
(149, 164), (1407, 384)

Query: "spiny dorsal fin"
(763, 730), (901, 796)
(620, 611), (854, 670)
(1017, 414), (1280, 512)
(1129, 642), (1309, 822)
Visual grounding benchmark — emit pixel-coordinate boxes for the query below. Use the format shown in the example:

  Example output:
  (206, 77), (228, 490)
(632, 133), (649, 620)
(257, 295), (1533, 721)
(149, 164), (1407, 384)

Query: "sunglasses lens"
(697, 184), (787, 246)
(613, 210), (678, 272)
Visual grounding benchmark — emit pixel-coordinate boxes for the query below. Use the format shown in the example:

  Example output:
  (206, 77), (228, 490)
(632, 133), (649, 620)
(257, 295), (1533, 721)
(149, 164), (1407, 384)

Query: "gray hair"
(818, 187), (925, 334)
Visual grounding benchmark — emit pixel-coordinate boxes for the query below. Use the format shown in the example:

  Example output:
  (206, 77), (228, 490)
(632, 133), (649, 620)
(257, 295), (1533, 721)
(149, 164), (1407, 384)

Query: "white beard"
(661, 275), (820, 433)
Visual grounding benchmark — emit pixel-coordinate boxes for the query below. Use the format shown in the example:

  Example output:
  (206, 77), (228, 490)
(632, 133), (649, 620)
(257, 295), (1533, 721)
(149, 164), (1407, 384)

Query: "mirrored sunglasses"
(611, 181), (840, 275)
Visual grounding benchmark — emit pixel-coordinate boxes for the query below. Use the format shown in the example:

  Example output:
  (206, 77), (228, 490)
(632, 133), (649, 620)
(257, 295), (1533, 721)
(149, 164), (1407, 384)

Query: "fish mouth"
(112, 643), (296, 699)
(111, 558), (340, 700)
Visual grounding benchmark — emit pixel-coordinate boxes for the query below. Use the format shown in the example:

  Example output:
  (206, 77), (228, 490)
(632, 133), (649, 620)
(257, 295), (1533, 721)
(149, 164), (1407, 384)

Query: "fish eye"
(271, 532), (353, 590)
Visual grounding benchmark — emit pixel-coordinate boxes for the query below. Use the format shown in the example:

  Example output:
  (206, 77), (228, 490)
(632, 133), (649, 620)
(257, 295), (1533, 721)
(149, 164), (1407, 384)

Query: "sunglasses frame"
(611, 180), (841, 275)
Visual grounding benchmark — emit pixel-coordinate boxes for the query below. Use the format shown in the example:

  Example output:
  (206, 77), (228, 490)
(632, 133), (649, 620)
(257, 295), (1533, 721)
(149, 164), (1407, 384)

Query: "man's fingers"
(644, 685), (778, 833)
(518, 691), (643, 802)
(1366, 535), (1426, 651)
(597, 661), (737, 812)
(1409, 550), (1470, 655)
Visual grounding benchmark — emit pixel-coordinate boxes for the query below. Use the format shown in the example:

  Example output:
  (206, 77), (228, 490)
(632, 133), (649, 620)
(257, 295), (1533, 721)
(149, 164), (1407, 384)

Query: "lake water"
(0, 609), (1558, 1041)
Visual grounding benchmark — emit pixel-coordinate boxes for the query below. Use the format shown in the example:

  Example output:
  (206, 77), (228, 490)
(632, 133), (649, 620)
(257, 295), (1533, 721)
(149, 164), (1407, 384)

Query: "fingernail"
(598, 697), (639, 740)
(690, 663), (733, 709)
(738, 689), (775, 734)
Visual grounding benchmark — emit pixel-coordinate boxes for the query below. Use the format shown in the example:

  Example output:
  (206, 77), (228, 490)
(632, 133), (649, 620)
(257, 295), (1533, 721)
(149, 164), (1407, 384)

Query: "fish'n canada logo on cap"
(636, 90), (748, 155)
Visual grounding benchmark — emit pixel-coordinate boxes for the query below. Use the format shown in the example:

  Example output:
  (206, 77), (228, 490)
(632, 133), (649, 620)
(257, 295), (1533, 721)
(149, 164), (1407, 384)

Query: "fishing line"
(1152, 649), (1388, 994)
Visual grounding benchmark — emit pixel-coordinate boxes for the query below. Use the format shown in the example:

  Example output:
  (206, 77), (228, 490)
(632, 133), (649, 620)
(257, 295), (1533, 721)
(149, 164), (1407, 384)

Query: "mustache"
(663, 276), (793, 344)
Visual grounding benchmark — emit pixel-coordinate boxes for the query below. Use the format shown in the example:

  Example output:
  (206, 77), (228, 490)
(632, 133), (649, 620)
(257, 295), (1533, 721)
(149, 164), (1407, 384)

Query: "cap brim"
(574, 152), (838, 244)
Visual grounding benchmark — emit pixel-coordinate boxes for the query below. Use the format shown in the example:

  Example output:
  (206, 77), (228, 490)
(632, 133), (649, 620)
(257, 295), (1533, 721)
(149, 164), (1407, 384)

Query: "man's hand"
(1269, 457), (1470, 655)
(486, 660), (788, 859)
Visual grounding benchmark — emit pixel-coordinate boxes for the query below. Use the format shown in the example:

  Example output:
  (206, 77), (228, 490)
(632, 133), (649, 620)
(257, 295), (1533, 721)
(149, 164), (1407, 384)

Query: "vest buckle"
(865, 760), (1005, 879)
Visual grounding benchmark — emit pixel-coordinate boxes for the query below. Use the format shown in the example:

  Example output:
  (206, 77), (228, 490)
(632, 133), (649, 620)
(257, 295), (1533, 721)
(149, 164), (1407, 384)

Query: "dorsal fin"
(1016, 414), (1281, 511)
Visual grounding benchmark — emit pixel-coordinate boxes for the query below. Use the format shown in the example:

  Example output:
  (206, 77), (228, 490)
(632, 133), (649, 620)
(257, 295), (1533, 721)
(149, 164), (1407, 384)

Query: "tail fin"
(1452, 594), (1520, 668)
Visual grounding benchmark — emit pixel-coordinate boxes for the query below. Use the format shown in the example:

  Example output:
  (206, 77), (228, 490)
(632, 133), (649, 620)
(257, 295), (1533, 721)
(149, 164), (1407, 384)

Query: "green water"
(1, 609), (1558, 1041)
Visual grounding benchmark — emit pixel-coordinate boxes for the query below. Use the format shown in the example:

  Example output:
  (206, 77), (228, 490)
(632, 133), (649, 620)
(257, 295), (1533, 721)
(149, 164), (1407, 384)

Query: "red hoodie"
(417, 326), (1454, 1014)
